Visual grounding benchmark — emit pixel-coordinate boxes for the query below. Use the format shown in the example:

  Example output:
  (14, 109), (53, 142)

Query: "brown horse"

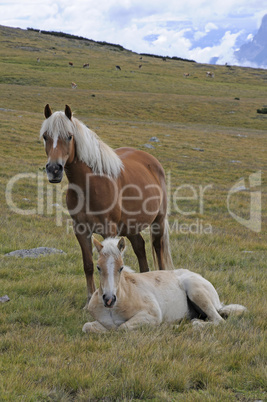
(40, 105), (172, 305)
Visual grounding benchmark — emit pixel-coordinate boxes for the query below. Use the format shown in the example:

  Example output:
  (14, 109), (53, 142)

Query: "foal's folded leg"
(186, 285), (224, 325)
(82, 321), (108, 333)
(118, 310), (162, 331)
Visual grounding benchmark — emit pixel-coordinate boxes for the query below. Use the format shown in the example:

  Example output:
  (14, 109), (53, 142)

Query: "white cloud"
(188, 31), (242, 65)
(193, 31), (206, 41)
(205, 22), (218, 32)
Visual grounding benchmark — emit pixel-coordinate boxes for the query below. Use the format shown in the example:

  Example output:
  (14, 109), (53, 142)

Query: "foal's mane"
(40, 111), (123, 178)
(100, 238), (124, 257)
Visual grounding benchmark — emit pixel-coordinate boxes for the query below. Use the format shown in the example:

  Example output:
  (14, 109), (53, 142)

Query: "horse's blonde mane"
(40, 111), (123, 178)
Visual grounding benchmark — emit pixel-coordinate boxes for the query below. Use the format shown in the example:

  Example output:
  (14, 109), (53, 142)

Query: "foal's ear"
(44, 104), (52, 118)
(65, 104), (72, 120)
(93, 236), (103, 253)
(117, 238), (125, 253)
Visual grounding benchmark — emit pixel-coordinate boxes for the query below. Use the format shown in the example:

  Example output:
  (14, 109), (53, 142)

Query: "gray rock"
(192, 148), (204, 152)
(0, 295), (10, 303)
(143, 143), (155, 149)
(149, 136), (159, 142)
(5, 247), (66, 258)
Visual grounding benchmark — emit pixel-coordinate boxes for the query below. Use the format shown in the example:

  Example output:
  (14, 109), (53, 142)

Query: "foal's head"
(41, 104), (75, 183)
(93, 237), (126, 309)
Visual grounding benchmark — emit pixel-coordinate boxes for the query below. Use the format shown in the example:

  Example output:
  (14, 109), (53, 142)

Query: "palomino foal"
(83, 238), (247, 332)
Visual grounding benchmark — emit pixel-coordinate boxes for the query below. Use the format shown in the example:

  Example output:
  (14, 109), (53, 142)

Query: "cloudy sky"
(0, 1), (266, 66)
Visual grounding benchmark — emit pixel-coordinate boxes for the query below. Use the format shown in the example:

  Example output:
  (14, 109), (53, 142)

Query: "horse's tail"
(162, 218), (174, 269)
(219, 304), (247, 318)
(151, 217), (174, 270)
(151, 236), (157, 270)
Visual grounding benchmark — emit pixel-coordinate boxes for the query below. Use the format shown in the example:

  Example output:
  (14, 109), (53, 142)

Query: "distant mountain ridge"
(235, 14), (267, 68)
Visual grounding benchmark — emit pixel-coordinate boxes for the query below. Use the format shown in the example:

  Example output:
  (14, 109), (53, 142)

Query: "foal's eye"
(119, 266), (124, 273)
(43, 135), (47, 141)
(97, 265), (101, 272)
(68, 135), (73, 141)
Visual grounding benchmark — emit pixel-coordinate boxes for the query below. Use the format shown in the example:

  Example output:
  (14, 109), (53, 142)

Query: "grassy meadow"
(0, 25), (266, 401)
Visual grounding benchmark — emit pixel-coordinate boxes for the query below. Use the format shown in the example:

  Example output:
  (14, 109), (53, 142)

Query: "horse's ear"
(93, 236), (103, 253)
(117, 238), (125, 253)
(65, 104), (72, 120)
(44, 104), (52, 118)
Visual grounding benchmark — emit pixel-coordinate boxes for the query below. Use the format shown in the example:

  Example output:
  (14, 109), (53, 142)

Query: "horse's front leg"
(74, 231), (95, 308)
(119, 310), (161, 331)
(82, 321), (107, 333)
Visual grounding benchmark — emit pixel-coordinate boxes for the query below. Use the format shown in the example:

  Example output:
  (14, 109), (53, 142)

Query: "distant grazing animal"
(139, 64), (142, 69)
(115, 65), (121, 70)
(206, 71), (214, 78)
(71, 82), (77, 89)
(183, 73), (190, 77)
(139, 56), (142, 60)
(37, 57), (40, 63)
(83, 63), (89, 68)
(40, 105), (172, 306)
(82, 237), (247, 332)
(69, 62), (73, 67)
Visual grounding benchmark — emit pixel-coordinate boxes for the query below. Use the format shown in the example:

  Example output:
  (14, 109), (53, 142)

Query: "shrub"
(257, 107), (267, 114)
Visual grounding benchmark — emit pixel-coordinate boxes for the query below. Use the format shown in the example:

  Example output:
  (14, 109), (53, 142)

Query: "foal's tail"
(219, 304), (247, 318)
(151, 217), (174, 270)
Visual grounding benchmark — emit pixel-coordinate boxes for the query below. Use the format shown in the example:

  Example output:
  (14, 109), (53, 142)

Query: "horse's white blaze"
(105, 255), (115, 296)
(53, 135), (58, 149)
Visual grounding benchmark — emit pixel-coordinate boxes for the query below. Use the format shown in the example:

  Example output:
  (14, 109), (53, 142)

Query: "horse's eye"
(97, 265), (101, 272)
(68, 135), (73, 141)
(43, 135), (47, 141)
(119, 266), (124, 273)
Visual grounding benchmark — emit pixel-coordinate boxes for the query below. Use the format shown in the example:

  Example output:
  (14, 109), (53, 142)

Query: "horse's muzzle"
(46, 163), (64, 183)
(103, 294), (117, 309)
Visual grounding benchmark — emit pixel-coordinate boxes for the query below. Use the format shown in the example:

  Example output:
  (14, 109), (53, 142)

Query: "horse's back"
(115, 147), (166, 181)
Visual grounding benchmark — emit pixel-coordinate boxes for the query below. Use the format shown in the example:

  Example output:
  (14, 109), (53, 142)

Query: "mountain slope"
(235, 14), (267, 67)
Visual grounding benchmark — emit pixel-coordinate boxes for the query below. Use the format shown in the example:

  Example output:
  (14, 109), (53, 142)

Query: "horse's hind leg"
(127, 233), (149, 272)
(185, 280), (224, 325)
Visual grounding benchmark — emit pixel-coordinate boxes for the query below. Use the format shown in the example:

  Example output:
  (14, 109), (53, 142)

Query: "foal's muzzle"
(46, 163), (64, 183)
(103, 294), (117, 309)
